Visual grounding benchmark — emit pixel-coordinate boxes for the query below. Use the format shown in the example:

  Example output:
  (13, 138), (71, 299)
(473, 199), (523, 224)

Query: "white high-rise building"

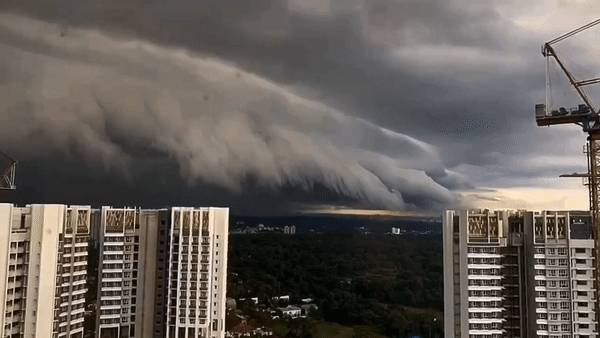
(94, 207), (229, 338)
(0, 204), (229, 338)
(443, 209), (524, 337)
(94, 207), (164, 338)
(524, 211), (597, 337)
(165, 207), (229, 338)
(0, 204), (90, 338)
(443, 209), (598, 338)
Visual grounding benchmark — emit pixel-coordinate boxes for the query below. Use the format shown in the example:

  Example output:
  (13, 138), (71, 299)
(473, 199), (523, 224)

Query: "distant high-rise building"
(0, 204), (90, 338)
(443, 209), (598, 338)
(283, 225), (296, 235)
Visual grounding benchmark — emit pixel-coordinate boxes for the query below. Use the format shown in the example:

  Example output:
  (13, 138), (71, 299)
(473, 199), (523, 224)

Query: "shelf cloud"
(1, 1), (599, 213)
(0, 14), (462, 211)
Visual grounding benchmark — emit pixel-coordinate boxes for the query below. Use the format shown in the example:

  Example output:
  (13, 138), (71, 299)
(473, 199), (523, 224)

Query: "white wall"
(24, 205), (64, 337)
(0, 204), (13, 337)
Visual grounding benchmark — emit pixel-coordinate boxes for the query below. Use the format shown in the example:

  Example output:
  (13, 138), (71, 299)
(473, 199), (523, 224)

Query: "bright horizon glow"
(304, 182), (589, 216)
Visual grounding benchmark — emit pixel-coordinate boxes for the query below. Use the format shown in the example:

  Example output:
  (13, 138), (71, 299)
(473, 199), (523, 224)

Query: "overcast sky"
(1, 1), (599, 214)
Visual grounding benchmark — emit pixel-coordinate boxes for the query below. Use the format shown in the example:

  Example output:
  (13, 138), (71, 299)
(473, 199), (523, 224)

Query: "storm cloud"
(0, 1), (598, 213)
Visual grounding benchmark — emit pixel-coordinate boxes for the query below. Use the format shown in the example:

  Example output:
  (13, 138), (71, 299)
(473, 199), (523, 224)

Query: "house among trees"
(278, 305), (302, 318)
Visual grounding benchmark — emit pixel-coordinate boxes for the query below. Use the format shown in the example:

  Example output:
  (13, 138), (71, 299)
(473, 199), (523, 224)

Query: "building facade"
(94, 207), (229, 338)
(0, 204), (90, 338)
(443, 209), (526, 338)
(443, 209), (598, 338)
(524, 211), (597, 337)
(165, 207), (229, 338)
(0, 204), (229, 338)
(95, 207), (164, 338)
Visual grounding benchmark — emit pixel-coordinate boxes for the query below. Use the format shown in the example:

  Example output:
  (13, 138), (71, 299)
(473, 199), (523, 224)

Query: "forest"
(227, 233), (443, 337)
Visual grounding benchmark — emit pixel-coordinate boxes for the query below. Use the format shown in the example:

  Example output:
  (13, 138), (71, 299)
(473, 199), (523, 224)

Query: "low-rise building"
(278, 306), (301, 318)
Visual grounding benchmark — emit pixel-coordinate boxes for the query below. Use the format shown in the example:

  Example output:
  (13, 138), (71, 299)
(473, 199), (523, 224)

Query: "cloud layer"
(2, 1), (600, 213)
(0, 14), (463, 210)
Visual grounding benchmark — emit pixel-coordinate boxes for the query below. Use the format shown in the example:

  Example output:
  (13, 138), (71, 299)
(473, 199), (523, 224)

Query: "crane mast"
(0, 151), (16, 191)
(535, 17), (600, 322)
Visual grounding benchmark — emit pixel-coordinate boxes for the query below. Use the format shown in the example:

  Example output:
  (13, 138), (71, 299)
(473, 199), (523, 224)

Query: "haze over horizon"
(1, 1), (599, 215)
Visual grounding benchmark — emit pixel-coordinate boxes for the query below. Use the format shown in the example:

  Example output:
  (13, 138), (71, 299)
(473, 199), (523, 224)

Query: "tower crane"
(0, 151), (16, 190)
(535, 17), (600, 308)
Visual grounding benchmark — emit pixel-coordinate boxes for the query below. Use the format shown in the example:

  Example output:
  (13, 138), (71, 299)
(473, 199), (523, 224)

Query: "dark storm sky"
(0, 1), (598, 214)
